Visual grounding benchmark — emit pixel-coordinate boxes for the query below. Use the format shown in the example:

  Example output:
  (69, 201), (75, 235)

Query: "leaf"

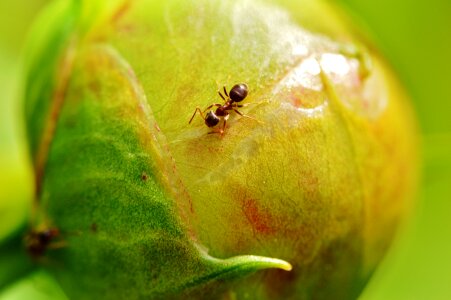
(0, 231), (34, 291)
(28, 41), (291, 299)
(0, 270), (67, 300)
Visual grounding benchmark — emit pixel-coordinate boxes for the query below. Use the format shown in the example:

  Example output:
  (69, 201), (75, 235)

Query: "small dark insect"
(189, 83), (259, 134)
(141, 171), (148, 181)
(25, 227), (64, 258)
(90, 222), (98, 233)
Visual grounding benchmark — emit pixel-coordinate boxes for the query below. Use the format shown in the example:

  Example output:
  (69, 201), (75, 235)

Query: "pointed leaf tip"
(176, 251), (293, 294)
(170, 250), (293, 297)
(227, 255), (293, 272)
(200, 251), (293, 281)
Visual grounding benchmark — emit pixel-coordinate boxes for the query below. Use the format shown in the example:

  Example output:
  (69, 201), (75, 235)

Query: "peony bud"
(23, 0), (418, 299)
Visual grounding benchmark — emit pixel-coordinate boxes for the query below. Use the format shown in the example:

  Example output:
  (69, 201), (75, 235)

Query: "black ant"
(189, 83), (259, 134)
(24, 227), (65, 259)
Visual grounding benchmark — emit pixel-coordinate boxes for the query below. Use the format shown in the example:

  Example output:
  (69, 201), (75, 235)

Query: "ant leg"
(217, 90), (226, 101)
(189, 107), (205, 124)
(203, 103), (221, 112)
(215, 80), (228, 102)
(232, 109), (264, 124)
(235, 103), (255, 108)
(217, 86), (230, 102)
(220, 114), (229, 135)
(207, 114), (229, 135)
(234, 101), (267, 108)
(48, 240), (68, 250)
(223, 86), (229, 97)
(235, 104), (249, 108)
(190, 104), (222, 124)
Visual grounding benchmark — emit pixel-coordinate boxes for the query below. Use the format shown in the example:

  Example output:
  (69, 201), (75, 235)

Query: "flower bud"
(23, 0), (418, 299)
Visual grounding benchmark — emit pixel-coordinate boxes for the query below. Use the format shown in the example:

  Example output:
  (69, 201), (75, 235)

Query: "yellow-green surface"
(337, 1), (451, 299)
(0, 0), (449, 299)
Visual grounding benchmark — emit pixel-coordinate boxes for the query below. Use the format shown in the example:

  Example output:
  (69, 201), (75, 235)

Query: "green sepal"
(34, 42), (291, 299)
(22, 0), (80, 156)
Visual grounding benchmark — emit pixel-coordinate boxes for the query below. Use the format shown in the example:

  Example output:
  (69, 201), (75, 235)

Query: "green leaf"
(0, 270), (67, 300)
(23, 0), (80, 157)
(27, 41), (291, 299)
(0, 230), (34, 291)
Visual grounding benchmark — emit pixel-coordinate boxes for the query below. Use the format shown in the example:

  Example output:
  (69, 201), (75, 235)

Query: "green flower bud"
(23, 0), (418, 299)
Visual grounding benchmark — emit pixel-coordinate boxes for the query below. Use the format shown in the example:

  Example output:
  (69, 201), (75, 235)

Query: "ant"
(24, 227), (65, 259)
(189, 83), (259, 134)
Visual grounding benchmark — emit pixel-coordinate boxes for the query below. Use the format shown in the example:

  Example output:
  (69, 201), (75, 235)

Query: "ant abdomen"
(229, 83), (248, 102)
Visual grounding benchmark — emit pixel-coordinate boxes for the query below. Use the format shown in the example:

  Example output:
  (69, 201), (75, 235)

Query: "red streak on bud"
(242, 199), (275, 235)
(111, 0), (132, 24)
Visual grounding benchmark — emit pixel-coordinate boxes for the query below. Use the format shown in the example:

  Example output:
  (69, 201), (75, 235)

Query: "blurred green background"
(0, 0), (450, 299)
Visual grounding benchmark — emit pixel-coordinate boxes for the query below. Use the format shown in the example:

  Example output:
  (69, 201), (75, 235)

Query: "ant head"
(229, 83), (248, 102)
(205, 111), (220, 127)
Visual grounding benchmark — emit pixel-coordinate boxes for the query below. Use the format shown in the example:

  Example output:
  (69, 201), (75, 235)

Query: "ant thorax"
(215, 106), (227, 117)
